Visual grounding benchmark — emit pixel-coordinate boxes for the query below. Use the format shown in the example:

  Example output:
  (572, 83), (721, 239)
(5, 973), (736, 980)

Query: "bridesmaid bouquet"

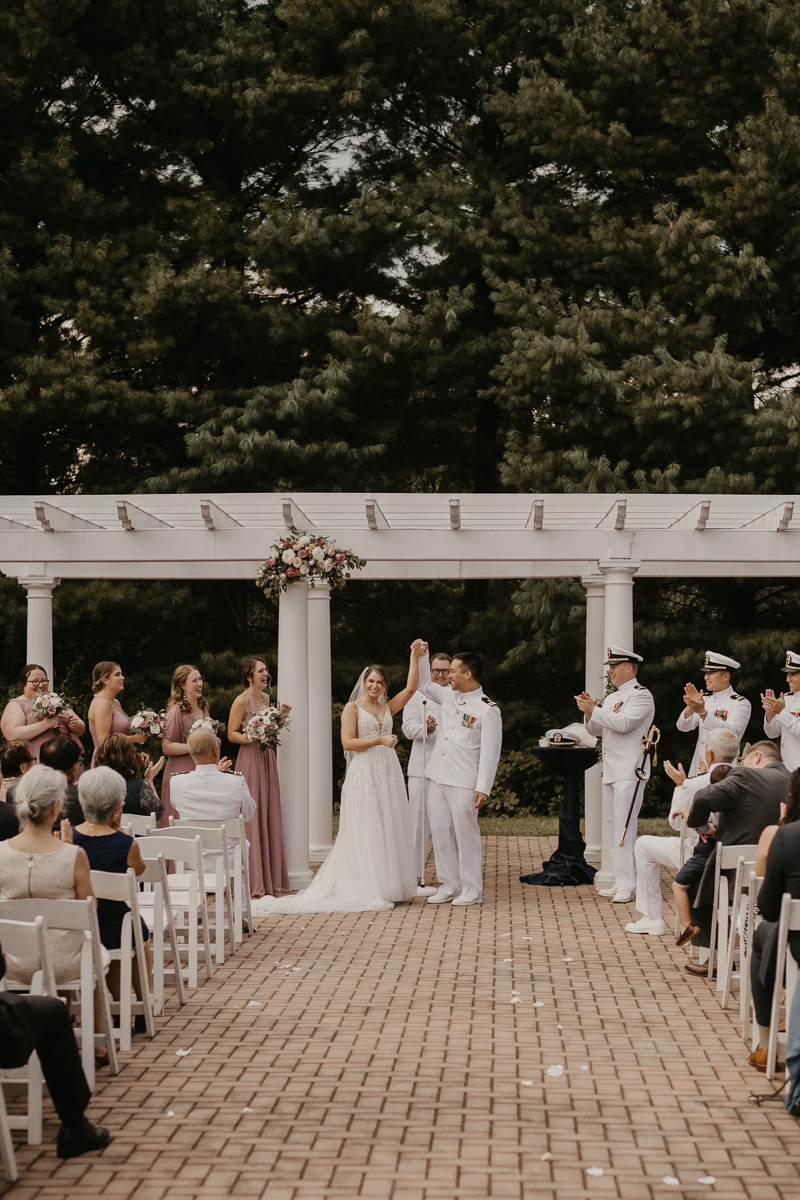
(130, 708), (167, 736)
(255, 526), (365, 601)
(243, 704), (291, 751)
(190, 716), (222, 735)
(32, 691), (70, 718)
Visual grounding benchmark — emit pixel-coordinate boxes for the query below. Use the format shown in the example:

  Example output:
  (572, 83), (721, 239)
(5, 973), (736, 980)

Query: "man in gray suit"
(674, 741), (789, 977)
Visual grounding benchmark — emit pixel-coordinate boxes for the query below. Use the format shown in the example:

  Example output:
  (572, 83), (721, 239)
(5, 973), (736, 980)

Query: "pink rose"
(297, 548), (308, 559)
(283, 540), (292, 548)
(335, 553), (345, 563)
(326, 542), (335, 554)
(286, 567), (298, 577)
(265, 558), (276, 567)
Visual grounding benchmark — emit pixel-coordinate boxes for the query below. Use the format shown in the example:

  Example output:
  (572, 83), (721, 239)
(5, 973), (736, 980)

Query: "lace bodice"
(357, 705), (392, 739)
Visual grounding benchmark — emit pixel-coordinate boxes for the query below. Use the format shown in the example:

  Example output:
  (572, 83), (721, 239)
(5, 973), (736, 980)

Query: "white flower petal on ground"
(545, 1064), (564, 1077)
(522, 936), (531, 940)
(564, 957), (574, 962)
(557, 1024), (564, 1029)
(511, 989), (521, 995)
(697, 1178), (716, 1186)
(242, 1107), (253, 1113)
(663, 1177), (680, 1186)
(246, 1001), (261, 1007)
(520, 1079), (534, 1086)
(581, 1065), (590, 1071)
(166, 1110), (175, 1117)
(175, 1049), (191, 1057)
(503, 958), (513, 963)
(501, 933), (510, 937)
(541, 1152), (553, 1162)
(586, 1167), (604, 1177)
(293, 968), (302, 971)
(510, 997), (522, 1004)
(532, 1001), (544, 1008)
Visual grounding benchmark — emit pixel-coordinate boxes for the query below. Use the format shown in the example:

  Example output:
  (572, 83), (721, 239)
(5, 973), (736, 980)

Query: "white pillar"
(307, 582), (333, 861)
(594, 561), (640, 890)
(581, 574), (605, 862)
(277, 581), (314, 889)
(18, 576), (60, 683)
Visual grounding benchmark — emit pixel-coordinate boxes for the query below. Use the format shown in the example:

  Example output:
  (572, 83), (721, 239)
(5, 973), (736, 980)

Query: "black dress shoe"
(134, 1014), (147, 1034)
(56, 1119), (111, 1159)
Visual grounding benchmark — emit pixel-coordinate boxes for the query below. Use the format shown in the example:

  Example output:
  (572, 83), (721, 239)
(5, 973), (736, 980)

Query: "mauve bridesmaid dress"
(235, 689), (289, 898)
(159, 705), (200, 827)
(89, 706), (133, 766)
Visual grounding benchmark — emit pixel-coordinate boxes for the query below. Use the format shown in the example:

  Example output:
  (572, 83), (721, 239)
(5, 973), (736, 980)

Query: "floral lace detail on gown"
(250, 705), (417, 915)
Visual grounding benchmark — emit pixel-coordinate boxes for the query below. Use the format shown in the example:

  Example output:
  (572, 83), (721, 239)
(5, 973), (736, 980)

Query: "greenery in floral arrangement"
(255, 528), (365, 602)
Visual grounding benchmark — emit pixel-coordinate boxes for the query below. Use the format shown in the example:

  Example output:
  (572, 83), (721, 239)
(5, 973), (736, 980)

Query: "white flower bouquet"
(189, 716), (221, 735)
(242, 704), (291, 752)
(130, 708), (167, 737)
(32, 691), (69, 718)
(255, 527), (365, 601)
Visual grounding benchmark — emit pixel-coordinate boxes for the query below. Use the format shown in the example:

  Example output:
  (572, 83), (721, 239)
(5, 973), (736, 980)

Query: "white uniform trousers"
(633, 835), (683, 920)
(603, 778), (644, 895)
(407, 776), (433, 879)
(427, 781), (483, 901)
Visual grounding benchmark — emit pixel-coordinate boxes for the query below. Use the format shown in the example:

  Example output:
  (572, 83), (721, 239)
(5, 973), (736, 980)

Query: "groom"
(415, 645), (503, 906)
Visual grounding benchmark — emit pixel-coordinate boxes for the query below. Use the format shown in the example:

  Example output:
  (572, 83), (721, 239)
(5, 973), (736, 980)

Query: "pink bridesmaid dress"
(236, 690), (289, 898)
(89, 707), (132, 767)
(159, 705), (200, 827)
(15, 697), (86, 772)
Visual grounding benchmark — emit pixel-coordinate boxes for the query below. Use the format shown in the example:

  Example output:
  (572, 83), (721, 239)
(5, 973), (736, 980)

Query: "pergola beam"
(34, 502), (102, 534)
(200, 500), (242, 531)
(282, 497), (313, 530)
(449, 499), (461, 531)
(365, 499), (389, 530)
(116, 502), (172, 531)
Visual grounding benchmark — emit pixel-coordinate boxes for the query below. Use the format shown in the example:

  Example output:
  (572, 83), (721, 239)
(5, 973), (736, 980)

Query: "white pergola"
(1, 490), (798, 891)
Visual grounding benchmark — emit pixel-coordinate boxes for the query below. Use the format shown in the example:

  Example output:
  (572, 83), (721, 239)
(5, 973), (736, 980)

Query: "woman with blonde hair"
(159, 664), (223, 825)
(87, 662), (146, 766)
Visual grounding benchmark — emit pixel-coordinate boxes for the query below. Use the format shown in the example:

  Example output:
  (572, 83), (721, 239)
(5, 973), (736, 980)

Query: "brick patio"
(5, 837), (799, 1200)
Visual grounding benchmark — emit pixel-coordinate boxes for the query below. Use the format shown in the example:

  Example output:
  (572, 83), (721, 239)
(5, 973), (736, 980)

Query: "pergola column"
(18, 575), (60, 683)
(595, 560), (640, 891)
(277, 581), (314, 890)
(307, 582), (333, 861)
(581, 574), (605, 862)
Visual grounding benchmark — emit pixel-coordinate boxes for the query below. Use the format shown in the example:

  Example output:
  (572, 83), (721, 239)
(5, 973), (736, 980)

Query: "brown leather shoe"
(676, 924), (700, 948)
(748, 1047), (785, 1073)
(684, 962), (717, 978)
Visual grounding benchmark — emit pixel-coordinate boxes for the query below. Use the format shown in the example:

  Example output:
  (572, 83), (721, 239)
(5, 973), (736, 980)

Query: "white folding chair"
(122, 813), (157, 836)
(89, 869), (155, 1050)
(135, 853), (186, 1014)
(0, 898), (118, 1091)
(138, 835), (213, 987)
(159, 824), (235, 963)
(720, 852), (758, 1008)
(765, 893), (800, 1080)
(170, 816), (255, 941)
(742, 873), (764, 1041)
(0, 1085), (17, 1183)
(708, 842), (759, 991)
(0, 916), (58, 1149)
(673, 820), (695, 939)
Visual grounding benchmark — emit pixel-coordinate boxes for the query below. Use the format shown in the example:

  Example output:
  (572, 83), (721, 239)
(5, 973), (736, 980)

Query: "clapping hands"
(762, 688), (785, 716)
(683, 682), (705, 715)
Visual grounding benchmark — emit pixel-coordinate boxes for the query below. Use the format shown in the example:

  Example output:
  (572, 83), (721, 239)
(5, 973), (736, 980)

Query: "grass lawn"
(331, 807), (673, 839)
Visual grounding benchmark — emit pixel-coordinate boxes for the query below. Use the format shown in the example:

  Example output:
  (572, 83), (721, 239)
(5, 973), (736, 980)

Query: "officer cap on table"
(703, 650), (740, 672)
(605, 645), (643, 665)
(782, 651), (800, 674)
(542, 722), (597, 748)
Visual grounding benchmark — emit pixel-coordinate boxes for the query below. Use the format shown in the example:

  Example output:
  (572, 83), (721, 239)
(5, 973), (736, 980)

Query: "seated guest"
(0, 764), (18, 841)
(673, 764), (733, 946)
(95, 734), (164, 821)
(0, 739), (34, 804)
(0, 765), (110, 1059)
(675, 741), (790, 978)
(170, 726), (255, 874)
(0, 946), (110, 1158)
(748, 770), (800, 1070)
(66, 767), (152, 1035)
(627, 728), (739, 936)
(40, 736), (85, 825)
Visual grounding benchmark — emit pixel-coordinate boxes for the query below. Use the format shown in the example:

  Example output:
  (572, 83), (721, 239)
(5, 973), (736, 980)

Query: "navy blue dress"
(73, 829), (148, 950)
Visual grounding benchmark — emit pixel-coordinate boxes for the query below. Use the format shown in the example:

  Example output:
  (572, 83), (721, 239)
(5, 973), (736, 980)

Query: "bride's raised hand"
(411, 639), (428, 657)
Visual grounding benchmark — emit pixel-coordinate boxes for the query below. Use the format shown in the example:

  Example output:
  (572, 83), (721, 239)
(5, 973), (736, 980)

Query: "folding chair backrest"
(89, 868), (137, 905)
(0, 917), (57, 997)
(123, 813), (156, 836)
(171, 817), (243, 837)
(0, 897), (94, 933)
(162, 825), (226, 852)
(139, 833), (203, 872)
(718, 843), (758, 869)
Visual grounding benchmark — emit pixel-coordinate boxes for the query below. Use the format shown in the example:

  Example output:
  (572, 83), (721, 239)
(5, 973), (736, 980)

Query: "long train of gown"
(250, 707), (417, 915)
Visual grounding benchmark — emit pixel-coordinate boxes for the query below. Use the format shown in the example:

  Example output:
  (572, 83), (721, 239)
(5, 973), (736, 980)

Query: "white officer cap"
(703, 650), (740, 672)
(605, 645), (643, 665)
(542, 723), (598, 748)
(782, 651), (800, 674)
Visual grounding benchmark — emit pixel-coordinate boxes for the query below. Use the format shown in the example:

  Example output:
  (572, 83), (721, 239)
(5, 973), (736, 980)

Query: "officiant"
(415, 646), (503, 907)
(402, 651), (451, 882)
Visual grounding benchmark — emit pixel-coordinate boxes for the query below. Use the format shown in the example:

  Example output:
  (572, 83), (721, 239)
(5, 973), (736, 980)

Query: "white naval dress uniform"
(764, 698), (800, 771)
(417, 654), (503, 902)
(401, 690), (443, 876)
(585, 677), (655, 895)
(170, 764), (257, 873)
(633, 771), (712, 921)
(676, 685), (751, 777)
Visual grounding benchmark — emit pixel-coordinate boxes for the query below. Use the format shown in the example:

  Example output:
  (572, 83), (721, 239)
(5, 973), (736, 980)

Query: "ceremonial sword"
(619, 724), (661, 847)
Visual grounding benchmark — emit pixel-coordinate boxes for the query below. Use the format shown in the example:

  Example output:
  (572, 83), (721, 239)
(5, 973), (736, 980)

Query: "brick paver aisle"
(6, 838), (800, 1199)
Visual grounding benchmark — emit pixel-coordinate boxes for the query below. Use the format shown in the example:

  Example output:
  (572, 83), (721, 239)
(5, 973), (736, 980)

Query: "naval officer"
(401, 651), (450, 884)
(576, 646), (655, 903)
(676, 651), (751, 776)
(762, 651), (800, 771)
(415, 646), (503, 906)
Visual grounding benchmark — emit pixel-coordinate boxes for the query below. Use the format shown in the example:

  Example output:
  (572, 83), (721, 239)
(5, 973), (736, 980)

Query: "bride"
(250, 640), (426, 915)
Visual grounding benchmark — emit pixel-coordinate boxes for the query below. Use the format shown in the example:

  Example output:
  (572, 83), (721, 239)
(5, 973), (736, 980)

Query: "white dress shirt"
(676, 685), (751, 776)
(402, 691), (442, 777)
(416, 655), (502, 796)
(170, 763), (257, 871)
(764, 698), (800, 771)
(585, 677), (655, 784)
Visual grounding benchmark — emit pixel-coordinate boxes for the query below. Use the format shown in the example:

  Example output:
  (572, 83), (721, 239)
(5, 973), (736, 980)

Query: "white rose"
(293, 556), (302, 567)
(281, 548), (295, 564)
(299, 563), (310, 575)
(323, 559), (333, 572)
(312, 546), (325, 561)
(299, 536), (311, 546)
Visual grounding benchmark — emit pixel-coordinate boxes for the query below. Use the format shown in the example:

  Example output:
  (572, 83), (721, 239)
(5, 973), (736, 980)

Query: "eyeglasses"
(431, 669), (451, 676)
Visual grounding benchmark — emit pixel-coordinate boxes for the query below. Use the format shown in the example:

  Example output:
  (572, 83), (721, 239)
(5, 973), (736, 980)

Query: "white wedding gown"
(250, 706), (418, 915)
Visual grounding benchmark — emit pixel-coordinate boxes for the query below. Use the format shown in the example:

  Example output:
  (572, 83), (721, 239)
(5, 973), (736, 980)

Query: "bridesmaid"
(228, 657), (289, 899)
(160, 664), (215, 826)
(1, 664), (86, 768)
(87, 662), (147, 767)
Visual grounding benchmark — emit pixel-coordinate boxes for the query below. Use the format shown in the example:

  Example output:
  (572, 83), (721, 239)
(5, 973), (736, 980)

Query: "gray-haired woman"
(63, 767), (152, 1035)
